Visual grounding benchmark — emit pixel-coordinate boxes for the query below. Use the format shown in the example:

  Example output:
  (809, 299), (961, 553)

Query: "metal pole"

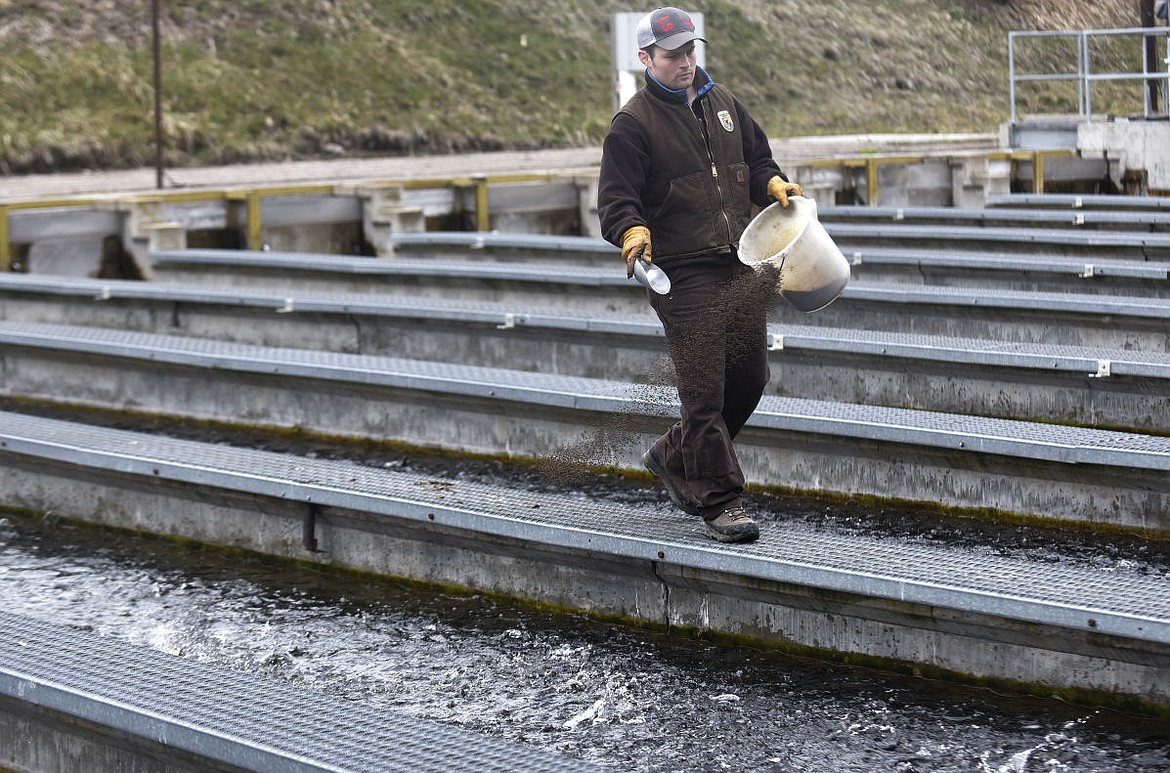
(1008, 32), (1018, 123)
(1078, 31), (1089, 118)
(0, 207), (9, 272)
(152, 0), (164, 189)
(1142, 0), (1161, 114)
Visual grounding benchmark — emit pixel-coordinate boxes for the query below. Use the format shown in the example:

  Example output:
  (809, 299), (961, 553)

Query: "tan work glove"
(767, 176), (804, 208)
(620, 225), (652, 278)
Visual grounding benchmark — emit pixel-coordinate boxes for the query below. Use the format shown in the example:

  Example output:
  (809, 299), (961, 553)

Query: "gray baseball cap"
(635, 7), (705, 51)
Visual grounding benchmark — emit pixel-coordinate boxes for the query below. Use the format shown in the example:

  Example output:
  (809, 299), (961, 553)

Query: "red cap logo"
(654, 12), (694, 36)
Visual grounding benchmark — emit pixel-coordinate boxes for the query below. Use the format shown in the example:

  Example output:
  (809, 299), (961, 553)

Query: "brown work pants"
(648, 254), (773, 519)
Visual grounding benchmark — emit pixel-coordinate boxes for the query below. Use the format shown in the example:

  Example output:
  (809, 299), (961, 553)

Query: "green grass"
(0, 0), (1142, 174)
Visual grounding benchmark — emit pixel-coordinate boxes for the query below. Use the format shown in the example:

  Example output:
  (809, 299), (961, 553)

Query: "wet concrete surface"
(2, 405), (1169, 771)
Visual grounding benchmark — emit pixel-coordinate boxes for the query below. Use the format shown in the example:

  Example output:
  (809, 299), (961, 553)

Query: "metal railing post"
(0, 206), (9, 272)
(1143, 35), (1152, 117)
(247, 191), (262, 250)
(226, 190), (264, 251)
(1079, 31), (1090, 118)
(1162, 33), (1169, 115)
(1008, 32), (1018, 123)
(866, 158), (879, 207)
(473, 175), (490, 232)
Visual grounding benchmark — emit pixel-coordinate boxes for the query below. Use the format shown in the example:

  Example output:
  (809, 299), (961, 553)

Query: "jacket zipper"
(694, 100), (734, 245)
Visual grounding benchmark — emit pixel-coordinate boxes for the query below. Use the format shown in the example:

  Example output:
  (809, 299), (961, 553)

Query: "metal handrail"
(1009, 26), (1170, 122)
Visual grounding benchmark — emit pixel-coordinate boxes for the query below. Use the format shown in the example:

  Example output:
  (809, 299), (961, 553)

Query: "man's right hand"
(620, 225), (652, 278)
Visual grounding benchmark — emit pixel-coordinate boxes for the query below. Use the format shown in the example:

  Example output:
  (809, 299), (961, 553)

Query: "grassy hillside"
(0, 0), (1144, 174)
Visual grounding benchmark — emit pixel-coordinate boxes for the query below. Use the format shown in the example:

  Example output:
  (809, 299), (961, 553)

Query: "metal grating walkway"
(985, 194), (1170, 211)
(389, 230), (617, 254)
(151, 248), (625, 287)
(2, 411), (1168, 646)
(4, 275), (1170, 377)
(142, 250), (1170, 319)
(0, 611), (602, 772)
(823, 221), (1170, 250)
(818, 204), (1170, 229)
(841, 280), (1170, 318)
(0, 272), (653, 330)
(5, 321), (1170, 469)
(843, 246), (1170, 280)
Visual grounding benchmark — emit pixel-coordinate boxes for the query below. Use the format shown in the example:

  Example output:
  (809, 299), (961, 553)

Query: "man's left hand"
(767, 177), (804, 208)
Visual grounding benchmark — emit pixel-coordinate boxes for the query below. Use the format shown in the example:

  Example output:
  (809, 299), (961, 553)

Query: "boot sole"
(641, 448), (701, 516)
(704, 523), (760, 543)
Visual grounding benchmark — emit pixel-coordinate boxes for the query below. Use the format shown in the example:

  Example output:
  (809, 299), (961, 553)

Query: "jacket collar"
(644, 65), (715, 105)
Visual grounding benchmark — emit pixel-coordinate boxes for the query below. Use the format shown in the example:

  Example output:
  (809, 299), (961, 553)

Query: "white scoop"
(631, 258), (671, 294)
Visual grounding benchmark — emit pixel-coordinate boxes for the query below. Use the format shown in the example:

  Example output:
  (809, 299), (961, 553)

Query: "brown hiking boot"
(704, 507), (759, 543)
(642, 447), (701, 516)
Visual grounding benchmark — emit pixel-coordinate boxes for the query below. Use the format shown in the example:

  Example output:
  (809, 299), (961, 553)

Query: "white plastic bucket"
(737, 196), (850, 312)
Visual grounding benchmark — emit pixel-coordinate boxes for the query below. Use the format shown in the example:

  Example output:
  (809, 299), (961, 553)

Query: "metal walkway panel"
(0, 272), (651, 332)
(147, 249), (648, 312)
(1, 411), (1167, 646)
(15, 261), (1170, 321)
(4, 274), (1170, 378)
(823, 221), (1170, 249)
(841, 281), (1170, 319)
(12, 276), (1170, 431)
(144, 250), (1170, 324)
(845, 246), (1170, 280)
(986, 194), (1170, 211)
(147, 248), (1170, 317)
(776, 281), (1170, 353)
(768, 323), (1170, 378)
(0, 611), (602, 773)
(151, 248), (623, 287)
(390, 230), (617, 254)
(4, 321), (1170, 471)
(819, 205), (1170, 229)
(0, 320), (648, 410)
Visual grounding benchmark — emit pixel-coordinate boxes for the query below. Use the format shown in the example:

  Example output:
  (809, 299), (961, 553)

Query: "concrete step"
(2, 275), (1169, 431)
(3, 321), (1169, 532)
(1, 411), (1166, 709)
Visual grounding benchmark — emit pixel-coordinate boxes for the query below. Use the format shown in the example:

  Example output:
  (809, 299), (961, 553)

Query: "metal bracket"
(497, 313), (516, 330)
(851, 251), (864, 266)
(769, 333), (785, 351)
(1073, 213), (1085, 226)
(1080, 264), (1095, 278)
(303, 503), (322, 551)
(1090, 359), (1112, 378)
(277, 298), (295, 313)
(95, 286), (112, 301)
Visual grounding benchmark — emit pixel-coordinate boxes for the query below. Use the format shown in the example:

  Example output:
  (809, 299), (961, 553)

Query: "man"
(597, 6), (802, 544)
